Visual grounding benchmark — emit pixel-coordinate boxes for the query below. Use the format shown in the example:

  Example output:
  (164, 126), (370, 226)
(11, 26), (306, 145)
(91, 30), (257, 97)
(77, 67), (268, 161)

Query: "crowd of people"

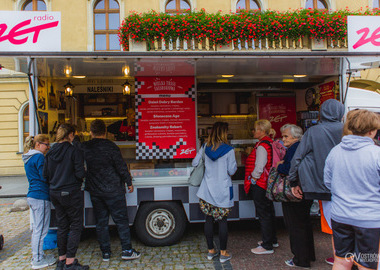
(22, 100), (380, 270)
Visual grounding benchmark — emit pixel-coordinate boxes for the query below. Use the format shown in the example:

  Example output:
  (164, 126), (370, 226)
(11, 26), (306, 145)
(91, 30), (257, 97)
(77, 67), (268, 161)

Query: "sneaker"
(207, 251), (219, 260)
(325, 257), (334, 265)
(219, 254), (232, 263)
(63, 259), (89, 270)
(251, 246), (274, 255)
(55, 259), (66, 270)
(102, 252), (111, 262)
(285, 259), (310, 268)
(257, 241), (279, 248)
(121, 249), (141, 260)
(45, 254), (57, 265)
(31, 258), (49, 269)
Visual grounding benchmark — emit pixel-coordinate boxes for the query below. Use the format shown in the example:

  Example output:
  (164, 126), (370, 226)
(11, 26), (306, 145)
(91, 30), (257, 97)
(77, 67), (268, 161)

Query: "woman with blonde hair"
(43, 124), (88, 270)
(245, 119), (278, 255)
(193, 122), (237, 263)
(23, 134), (56, 269)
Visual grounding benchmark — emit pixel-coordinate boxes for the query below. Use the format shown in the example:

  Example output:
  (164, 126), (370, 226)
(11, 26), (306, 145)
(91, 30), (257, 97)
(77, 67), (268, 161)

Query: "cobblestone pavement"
(0, 197), (333, 270)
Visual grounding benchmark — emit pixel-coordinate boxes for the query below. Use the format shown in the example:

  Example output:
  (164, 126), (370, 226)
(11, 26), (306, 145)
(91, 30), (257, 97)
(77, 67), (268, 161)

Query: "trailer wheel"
(135, 202), (187, 246)
(0, 235), (4, 250)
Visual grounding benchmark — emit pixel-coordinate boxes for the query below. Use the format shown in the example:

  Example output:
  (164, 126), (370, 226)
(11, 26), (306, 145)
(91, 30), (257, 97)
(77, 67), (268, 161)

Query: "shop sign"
(318, 81), (336, 104)
(134, 59), (195, 76)
(0, 11), (61, 51)
(135, 76), (196, 160)
(73, 85), (123, 94)
(258, 97), (297, 138)
(348, 16), (380, 52)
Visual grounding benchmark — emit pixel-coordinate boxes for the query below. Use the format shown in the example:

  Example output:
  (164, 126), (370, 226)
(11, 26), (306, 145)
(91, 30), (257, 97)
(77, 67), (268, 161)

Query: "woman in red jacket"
(244, 119), (277, 255)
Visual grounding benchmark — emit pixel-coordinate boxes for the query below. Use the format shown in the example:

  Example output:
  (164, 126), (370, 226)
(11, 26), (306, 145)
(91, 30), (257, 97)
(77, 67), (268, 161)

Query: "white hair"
(280, 124), (303, 140)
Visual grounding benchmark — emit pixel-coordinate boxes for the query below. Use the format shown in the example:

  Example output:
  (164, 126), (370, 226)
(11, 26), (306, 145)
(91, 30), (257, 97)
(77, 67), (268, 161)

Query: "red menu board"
(135, 76), (196, 160)
(319, 81), (336, 105)
(258, 97), (297, 139)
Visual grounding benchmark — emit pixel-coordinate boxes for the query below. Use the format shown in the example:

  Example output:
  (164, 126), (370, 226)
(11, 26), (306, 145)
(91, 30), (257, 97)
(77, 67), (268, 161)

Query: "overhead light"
(221, 75), (234, 78)
(123, 66), (130, 76)
(72, 75), (86, 79)
(217, 79), (229, 83)
(64, 80), (74, 97)
(293, 75), (307, 78)
(122, 80), (131, 95)
(64, 65), (72, 76)
(283, 79), (295, 82)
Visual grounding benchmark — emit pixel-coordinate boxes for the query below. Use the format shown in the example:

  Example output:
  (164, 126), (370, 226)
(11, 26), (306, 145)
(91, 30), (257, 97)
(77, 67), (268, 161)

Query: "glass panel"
(95, 0), (105, 9)
(37, 0), (46, 10)
(95, 13), (106, 30)
(236, 0), (246, 10)
(305, 0), (313, 8)
(22, 0), (33, 11)
(109, 34), (120, 50)
(24, 106), (29, 117)
(95, 34), (107, 50)
(131, 168), (190, 179)
(374, 0), (379, 8)
(317, 0), (327, 9)
(249, 0), (260, 9)
(166, 0), (176, 10)
(109, 0), (119, 9)
(180, 0), (190, 9)
(109, 13), (120, 30)
(24, 121), (29, 133)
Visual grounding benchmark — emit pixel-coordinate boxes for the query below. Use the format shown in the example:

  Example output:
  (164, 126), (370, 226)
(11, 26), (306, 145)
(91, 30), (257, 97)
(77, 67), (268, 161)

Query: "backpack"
(260, 140), (286, 172)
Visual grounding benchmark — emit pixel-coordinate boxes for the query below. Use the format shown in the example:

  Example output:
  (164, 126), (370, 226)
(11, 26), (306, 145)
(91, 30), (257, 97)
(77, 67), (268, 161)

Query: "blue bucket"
(43, 230), (57, 250)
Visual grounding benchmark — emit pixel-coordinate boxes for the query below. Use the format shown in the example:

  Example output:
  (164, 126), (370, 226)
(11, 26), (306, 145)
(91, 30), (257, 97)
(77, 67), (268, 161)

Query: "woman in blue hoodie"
(23, 134), (56, 269)
(192, 122), (237, 263)
(324, 109), (380, 270)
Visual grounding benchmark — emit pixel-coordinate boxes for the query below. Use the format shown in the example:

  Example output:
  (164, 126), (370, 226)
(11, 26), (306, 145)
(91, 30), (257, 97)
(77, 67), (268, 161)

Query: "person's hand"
(291, 186), (303, 199)
(276, 160), (284, 168)
(127, 185), (134, 193)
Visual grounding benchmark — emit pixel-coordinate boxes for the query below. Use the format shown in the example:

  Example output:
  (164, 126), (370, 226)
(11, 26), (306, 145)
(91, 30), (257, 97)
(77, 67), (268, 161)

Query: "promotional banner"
(258, 97), (297, 139)
(0, 11), (61, 51)
(348, 16), (380, 52)
(135, 76), (196, 160)
(134, 59), (195, 76)
(318, 81), (336, 104)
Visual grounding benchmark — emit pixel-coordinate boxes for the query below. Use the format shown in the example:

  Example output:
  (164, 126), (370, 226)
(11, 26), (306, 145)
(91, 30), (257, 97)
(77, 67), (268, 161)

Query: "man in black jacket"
(82, 119), (140, 262)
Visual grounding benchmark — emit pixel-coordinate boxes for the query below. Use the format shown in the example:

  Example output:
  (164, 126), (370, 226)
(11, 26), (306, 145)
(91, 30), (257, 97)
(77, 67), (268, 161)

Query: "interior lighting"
(72, 75), (86, 79)
(216, 79), (229, 83)
(64, 80), (74, 97)
(293, 75), (307, 78)
(122, 80), (131, 95)
(283, 79), (295, 82)
(123, 66), (130, 76)
(221, 75), (234, 78)
(64, 66), (72, 76)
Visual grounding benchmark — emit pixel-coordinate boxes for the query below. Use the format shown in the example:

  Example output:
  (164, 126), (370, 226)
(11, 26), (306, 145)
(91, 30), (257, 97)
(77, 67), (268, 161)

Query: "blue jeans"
(90, 193), (132, 252)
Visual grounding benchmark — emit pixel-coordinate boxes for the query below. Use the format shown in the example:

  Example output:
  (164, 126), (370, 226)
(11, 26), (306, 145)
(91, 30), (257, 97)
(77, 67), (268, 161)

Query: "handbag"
(266, 167), (301, 202)
(188, 145), (205, 187)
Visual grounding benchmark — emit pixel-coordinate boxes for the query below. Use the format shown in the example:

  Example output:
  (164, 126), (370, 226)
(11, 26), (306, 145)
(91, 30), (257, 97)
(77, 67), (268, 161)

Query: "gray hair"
(280, 124), (303, 140)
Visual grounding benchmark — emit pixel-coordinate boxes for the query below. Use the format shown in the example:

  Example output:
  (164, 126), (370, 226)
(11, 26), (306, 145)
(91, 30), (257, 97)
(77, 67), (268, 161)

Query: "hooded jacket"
(81, 138), (132, 196)
(193, 143), (237, 208)
(22, 149), (49, 201)
(324, 135), (380, 228)
(43, 141), (85, 192)
(288, 99), (345, 200)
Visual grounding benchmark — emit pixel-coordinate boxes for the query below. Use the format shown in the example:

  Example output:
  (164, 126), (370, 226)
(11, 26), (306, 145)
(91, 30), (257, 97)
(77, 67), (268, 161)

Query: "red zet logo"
(0, 19), (59, 45)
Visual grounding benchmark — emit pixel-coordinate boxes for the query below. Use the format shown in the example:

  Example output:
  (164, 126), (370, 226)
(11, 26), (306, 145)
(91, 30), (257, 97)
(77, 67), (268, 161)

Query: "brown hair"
(345, 110), (380, 136)
(24, 134), (49, 153)
(254, 119), (272, 135)
(90, 119), (106, 136)
(56, 123), (76, 142)
(206, 122), (229, 150)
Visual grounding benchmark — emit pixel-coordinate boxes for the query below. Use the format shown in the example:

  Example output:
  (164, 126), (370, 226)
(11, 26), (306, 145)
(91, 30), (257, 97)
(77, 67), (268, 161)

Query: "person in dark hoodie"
(288, 98), (345, 267)
(43, 124), (88, 270)
(80, 119), (140, 262)
(193, 122), (237, 263)
(23, 134), (56, 269)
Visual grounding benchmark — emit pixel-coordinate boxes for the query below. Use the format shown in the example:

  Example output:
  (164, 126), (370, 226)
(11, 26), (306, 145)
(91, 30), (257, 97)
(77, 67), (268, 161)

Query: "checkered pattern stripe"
(136, 139), (186, 160)
(77, 183), (285, 228)
(134, 61), (144, 72)
(134, 78), (145, 92)
(185, 85), (196, 101)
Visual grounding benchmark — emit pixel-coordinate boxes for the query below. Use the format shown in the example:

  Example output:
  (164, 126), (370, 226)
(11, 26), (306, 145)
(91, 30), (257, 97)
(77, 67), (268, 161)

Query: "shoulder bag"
(266, 167), (301, 202)
(188, 145), (205, 187)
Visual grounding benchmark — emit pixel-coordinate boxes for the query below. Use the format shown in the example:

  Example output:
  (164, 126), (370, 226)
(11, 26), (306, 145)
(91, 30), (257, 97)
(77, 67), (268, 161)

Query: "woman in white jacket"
(192, 122), (237, 263)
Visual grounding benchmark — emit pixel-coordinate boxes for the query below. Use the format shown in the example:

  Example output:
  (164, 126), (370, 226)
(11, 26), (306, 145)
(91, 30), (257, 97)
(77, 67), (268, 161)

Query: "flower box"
(128, 38), (147, 52)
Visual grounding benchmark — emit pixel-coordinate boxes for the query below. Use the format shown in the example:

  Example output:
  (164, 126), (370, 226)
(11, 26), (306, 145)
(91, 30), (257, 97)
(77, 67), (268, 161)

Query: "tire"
(134, 202), (187, 246)
(0, 235), (4, 250)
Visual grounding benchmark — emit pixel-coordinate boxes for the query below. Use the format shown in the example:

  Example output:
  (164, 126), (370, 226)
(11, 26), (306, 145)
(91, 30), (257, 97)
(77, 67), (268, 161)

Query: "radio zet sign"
(348, 16), (380, 52)
(0, 11), (61, 51)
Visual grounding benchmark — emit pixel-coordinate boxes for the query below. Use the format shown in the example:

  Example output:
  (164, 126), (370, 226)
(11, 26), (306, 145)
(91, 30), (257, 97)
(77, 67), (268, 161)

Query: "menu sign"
(258, 97), (297, 138)
(135, 76), (196, 160)
(318, 81), (336, 104)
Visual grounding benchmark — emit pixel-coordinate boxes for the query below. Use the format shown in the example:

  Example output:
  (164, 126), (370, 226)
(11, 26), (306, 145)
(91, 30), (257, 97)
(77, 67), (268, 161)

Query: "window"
(23, 105), (29, 143)
(236, 0), (260, 11)
(165, 0), (191, 14)
(374, 0), (380, 8)
(305, 0), (328, 9)
(22, 0), (46, 11)
(94, 0), (120, 51)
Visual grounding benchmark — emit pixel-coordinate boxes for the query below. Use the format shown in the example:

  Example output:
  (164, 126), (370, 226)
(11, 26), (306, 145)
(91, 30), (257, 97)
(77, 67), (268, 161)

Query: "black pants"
(250, 185), (277, 250)
(50, 190), (84, 258)
(90, 193), (132, 252)
(282, 200), (315, 267)
(204, 215), (228, 251)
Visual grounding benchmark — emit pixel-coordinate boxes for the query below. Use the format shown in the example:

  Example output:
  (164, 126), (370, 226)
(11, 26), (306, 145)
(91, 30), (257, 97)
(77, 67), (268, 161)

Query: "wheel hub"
(146, 208), (175, 239)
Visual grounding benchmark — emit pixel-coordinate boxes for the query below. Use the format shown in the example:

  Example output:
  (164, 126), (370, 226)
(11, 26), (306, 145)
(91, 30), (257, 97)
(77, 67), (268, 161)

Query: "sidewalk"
(0, 175), (28, 198)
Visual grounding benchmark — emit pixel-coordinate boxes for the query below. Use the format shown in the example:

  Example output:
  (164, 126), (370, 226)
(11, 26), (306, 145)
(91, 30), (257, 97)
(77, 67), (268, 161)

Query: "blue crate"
(43, 230), (57, 250)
